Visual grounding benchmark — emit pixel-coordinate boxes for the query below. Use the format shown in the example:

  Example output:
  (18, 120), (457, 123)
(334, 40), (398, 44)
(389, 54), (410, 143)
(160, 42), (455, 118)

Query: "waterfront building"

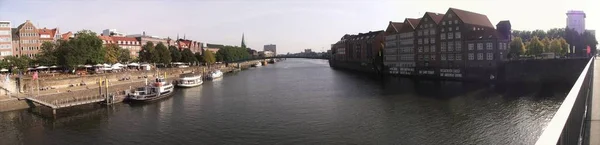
(330, 30), (385, 72)
(304, 49), (312, 54)
(99, 36), (142, 58)
(415, 12), (444, 76)
(264, 44), (276, 55)
(177, 39), (203, 54)
(396, 18), (420, 75)
(0, 21), (12, 58)
(128, 32), (168, 47)
(383, 21), (403, 73)
(12, 20), (41, 58)
(566, 10), (586, 34)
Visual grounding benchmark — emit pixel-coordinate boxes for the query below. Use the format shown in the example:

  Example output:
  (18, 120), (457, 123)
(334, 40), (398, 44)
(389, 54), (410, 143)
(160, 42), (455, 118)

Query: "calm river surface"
(0, 59), (570, 145)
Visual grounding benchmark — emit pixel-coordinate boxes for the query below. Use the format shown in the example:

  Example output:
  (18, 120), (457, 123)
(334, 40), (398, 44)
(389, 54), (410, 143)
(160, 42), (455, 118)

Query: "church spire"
(241, 33), (246, 48)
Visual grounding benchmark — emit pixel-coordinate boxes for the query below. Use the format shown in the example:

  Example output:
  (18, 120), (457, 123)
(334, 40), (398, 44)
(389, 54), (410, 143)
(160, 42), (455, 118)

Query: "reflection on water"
(0, 59), (570, 145)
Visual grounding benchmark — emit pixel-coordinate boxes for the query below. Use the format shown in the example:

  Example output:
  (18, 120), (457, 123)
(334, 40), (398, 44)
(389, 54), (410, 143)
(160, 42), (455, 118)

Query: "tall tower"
(566, 10), (586, 34)
(241, 33), (246, 48)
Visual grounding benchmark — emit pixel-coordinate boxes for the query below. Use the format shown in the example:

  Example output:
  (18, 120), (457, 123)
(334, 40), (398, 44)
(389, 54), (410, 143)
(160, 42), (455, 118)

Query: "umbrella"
(27, 68), (34, 71)
(140, 64), (151, 66)
(128, 63), (140, 66)
(99, 67), (112, 71)
(50, 66), (58, 68)
(113, 63), (124, 67)
(0, 69), (8, 72)
(103, 63), (111, 67)
(36, 66), (48, 69)
(95, 64), (104, 67)
(111, 66), (122, 70)
(172, 62), (184, 65)
(84, 65), (93, 68)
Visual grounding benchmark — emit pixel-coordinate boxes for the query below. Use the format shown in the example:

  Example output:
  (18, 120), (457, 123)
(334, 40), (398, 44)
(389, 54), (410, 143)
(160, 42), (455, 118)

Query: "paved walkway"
(591, 57), (600, 145)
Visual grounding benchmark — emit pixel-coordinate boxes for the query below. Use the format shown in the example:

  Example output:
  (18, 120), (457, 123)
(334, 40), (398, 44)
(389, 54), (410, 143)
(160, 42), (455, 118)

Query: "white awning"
(36, 66), (48, 69)
(128, 62), (140, 66)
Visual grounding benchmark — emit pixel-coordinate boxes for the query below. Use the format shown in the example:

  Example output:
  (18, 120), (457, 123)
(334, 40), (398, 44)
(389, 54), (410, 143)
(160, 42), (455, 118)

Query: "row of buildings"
(0, 20), (279, 60)
(329, 8), (512, 81)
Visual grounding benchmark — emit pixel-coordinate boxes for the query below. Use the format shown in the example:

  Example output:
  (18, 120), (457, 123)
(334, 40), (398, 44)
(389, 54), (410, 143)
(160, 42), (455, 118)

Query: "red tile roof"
(386, 21), (404, 33)
(426, 12), (445, 24)
(38, 27), (58, 40)
(449, 8), (494, 28)
(61, 32), (73, 40)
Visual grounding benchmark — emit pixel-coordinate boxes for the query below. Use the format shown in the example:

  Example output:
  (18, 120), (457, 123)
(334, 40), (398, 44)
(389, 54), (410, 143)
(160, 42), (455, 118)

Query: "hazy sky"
(0, 0), (596, 54)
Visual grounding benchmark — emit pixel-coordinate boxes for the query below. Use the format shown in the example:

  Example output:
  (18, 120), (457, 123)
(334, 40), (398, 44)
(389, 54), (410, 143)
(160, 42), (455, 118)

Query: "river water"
(0, 59), (570, 145)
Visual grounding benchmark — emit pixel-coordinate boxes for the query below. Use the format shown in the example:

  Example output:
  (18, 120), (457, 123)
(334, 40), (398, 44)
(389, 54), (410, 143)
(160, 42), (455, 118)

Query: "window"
(431, 55), (436, 60)
(448, 33), (454, 39)
(429, 24), (433, 27)
(456, 54), (462, 60)
(486, 43), (493, 50)
(424, 29), (429, 36)
(418, 39), (422, 44)
(441, 54), (447, 60)
(424, 55), (429, 61)
(430, 46), (436, 52)
(486, 53), (493, 60)
(448, 42), (454, 52)
(454, 20), (458, 24)
(431, 38), (436, 44)
(449, 21), (453, 25)
(477, 43), (483, 50)
(440, 33), (446, 40)
(442, 21), (446, 25)
(418, 30), (422, 36)
(473, 27), (476, 31)
(449, 27), (453, 31)
(477, 53), (483, 60)
(456, 26), (459, 31)
(448, 54), (454, 60)
(455, 41), (462, 51)
(441, 42), (446, 52)
(418, 47), (423, 52)
(455, 32), (461, 39)
(430, 28), (436, 35)
(424, 38), (429, 44)
(424, 46), (429, 52)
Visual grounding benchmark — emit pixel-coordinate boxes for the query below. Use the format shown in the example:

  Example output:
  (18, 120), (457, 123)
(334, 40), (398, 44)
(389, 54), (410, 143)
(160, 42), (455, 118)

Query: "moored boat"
(127, 77), (175, 102)
(252, 61), (262, 67)
(210, 70), (223, 79)
(177, 73), (203, 87)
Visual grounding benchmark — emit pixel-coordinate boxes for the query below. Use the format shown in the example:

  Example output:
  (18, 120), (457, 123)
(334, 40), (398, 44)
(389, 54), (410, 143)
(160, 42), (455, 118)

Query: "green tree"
(36, 41), (58, 66)
(118, 49), (131, 63)
(104, 43), (121, 64)
(139, 42), (159, 63)
(181, 49), (196, 63)
(509, 37), (526, 58)
(558, 38), (569, 55)
(215, 46), (250, 62)
(549, 39), (563, 54)
(526, 36), (545, 56)
(202, 50), (216, 64)
(541, 37), (551, 53)
(54, 30), (105, 69)
(169, 46), (181, 62)
(194, 52), (203, 63)
(155, 42), (171, 64)
(5, 56), (30, 72)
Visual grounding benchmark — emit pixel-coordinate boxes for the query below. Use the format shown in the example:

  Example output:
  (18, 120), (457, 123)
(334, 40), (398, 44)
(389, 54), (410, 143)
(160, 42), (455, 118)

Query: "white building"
(566, 10), (586, 34)
(102, 29), (126, 37)
(0, 21), (12, 58)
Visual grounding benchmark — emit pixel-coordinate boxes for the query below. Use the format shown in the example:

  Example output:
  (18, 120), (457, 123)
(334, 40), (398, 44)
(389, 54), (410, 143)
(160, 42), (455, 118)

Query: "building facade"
(13, 20), (41, 58)
(0, 21), (12, 58)
(415, 12), (444, 76)
(395, 18), (420, 75)
(566, 10), (586, 34)
(383, 21), (403, 72)
(38, 27), (60, 43)
(102, 29), (126, 37)
(99, 36), (142, 58)
(177, 39), (202, 54)
(330, 31), (385, 72)
(264, 44), (276, 55)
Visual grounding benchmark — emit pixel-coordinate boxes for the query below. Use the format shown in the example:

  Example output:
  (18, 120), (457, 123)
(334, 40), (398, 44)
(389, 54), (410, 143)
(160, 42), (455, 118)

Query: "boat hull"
(126, 88), (175, 102)
(176, 81), (203, 88)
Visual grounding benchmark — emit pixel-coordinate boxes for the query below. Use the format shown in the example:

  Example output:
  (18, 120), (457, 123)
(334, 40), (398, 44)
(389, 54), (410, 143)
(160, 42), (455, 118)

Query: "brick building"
(177, 39), (202, 54)
(415, 12), (445, 76)
(38, 27), (60, 43)
(12, 20), (40, 58)
(330, 31), (385, 72)
(99, 36), (142, 58)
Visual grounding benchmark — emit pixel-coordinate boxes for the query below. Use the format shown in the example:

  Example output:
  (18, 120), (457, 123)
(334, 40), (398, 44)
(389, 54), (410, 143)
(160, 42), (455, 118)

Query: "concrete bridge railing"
(536, 57), (594, 145)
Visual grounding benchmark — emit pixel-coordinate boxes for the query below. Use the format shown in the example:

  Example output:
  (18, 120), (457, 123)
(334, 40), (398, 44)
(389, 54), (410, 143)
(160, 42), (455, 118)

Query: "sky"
(0, 0), (597, 54)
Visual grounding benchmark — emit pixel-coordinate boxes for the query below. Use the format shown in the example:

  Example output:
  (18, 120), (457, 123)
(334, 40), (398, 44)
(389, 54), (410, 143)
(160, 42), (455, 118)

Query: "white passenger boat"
(127, 77), (175, 102)
(210, 70), (223, 79)
(177, 73), (203, 88)
(252, 61), (262, 67)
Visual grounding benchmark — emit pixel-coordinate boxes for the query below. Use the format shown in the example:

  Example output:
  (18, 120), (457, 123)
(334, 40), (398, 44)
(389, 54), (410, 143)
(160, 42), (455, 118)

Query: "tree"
(558, 38), (569, 55)
(5, 56), (30, 72)
(180, 49), (196, 63)
(118, 49), (131, 63)
(139, 42), (159, 63)
(54, 30), (105, 69)
(202, 50), (216, 64)
(583, 31), (598, 55)
(169, 46), (181, 62)
(549, 39), (563, 54)
(509, 37), (526, 58)
(526, 36), (545, 56)
(194, 52), (203, 63)
(36, 41), (58, 66)
(215, 46), (250, 62)
(104, 43), (120, 64)
(541, 37), (551, 53)
(155, 42), (171, 64)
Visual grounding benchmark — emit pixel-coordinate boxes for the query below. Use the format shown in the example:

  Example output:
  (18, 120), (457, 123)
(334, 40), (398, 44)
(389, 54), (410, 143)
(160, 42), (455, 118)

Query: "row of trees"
(137, 41), (218, 65)
(215, 46), (250, 62)
(509, 37), (569, 56)
(511, 28), (598, 57)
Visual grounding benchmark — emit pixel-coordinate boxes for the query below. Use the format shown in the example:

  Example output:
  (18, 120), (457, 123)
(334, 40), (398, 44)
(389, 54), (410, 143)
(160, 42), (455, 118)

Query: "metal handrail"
(536, 57), (594, 145)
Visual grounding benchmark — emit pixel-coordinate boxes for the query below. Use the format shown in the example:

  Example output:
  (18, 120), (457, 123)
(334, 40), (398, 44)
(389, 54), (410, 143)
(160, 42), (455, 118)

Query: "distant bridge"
(225, 56), (329, 63)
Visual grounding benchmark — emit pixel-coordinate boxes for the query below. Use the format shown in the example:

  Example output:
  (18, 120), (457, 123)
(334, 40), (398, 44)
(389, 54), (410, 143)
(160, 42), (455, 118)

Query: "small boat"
(252, 61), (262, 67)
(177, 73), (203, 87)
(127, 77), (175, 102)
(210, 70), (223, 79)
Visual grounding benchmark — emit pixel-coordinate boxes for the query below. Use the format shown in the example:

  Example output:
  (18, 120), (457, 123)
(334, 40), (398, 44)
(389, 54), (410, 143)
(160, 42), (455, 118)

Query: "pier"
(25, 91), (126, 115)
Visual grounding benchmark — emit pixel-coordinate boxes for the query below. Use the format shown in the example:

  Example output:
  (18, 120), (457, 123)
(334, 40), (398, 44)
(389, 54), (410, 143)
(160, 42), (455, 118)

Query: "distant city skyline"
(0, 0), (596, 54)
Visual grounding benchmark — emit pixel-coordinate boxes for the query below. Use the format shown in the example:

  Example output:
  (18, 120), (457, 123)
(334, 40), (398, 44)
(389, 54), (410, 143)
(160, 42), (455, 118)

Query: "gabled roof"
(61, 31), (73, 40)
(426, 12), (445, 24)
(39, 27), (58, 40)
(449, 8), (494, 28)
(406, 18), (421, 29)
(386, 21), (404, 33)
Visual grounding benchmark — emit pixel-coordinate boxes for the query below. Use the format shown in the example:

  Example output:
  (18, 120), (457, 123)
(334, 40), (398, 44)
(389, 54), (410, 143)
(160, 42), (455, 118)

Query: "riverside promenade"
(591, 57), (600, 145)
